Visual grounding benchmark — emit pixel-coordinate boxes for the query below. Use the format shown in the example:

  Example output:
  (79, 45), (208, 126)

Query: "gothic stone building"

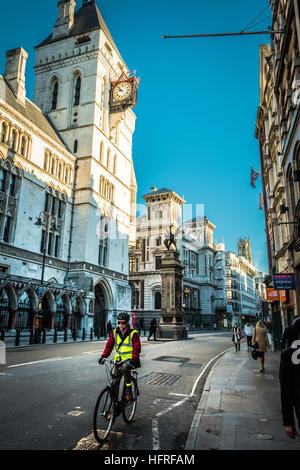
(0, 0), (138, 334)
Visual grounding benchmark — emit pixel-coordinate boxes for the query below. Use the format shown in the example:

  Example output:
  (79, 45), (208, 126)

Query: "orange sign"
(266, 288), (280, 301)
(281, 290), (287, 303)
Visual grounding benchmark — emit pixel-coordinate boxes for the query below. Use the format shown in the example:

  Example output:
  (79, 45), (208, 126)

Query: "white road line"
(7, 356), (74, 368)
(152, 346), (234, 450)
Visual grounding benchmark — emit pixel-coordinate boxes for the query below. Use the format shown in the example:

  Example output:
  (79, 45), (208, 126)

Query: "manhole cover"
(154, 356), (190, 363)
(251, 433), (273, 440)
(141, 372), (182, 386)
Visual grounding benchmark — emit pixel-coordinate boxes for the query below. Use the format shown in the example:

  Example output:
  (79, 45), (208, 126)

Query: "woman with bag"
(252, 319), (270, 373)
(232, 323), (242, 351)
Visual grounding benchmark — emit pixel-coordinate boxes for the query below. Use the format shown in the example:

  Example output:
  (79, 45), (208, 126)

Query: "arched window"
(1, 123), (7, 144)
(107, 148), (111, 170)
(20, 136), (26, 156)
(154, 292), (161, 310)
(65, 166), (70, 184)
(100, 141), (104, 163)
(57, 162), (62, 180)
(74, 76), (81, 106)
(10, 130), (17, 151)
(74, 140), (78, 154)
(113, 154), (117, 174)
(50, 157), (55, 175)
(51, 80), (58, 110)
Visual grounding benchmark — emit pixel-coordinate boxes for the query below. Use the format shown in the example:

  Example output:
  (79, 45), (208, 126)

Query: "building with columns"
(0, 0), (138, 335)
(129, 187), (227, 329)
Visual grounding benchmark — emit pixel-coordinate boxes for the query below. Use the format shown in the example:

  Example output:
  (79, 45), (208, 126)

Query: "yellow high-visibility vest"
(113, 328), (138, 363)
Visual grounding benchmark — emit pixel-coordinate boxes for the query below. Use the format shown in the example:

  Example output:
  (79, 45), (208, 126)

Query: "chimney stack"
(4, 47), (28, 104)
(52, 0), (76, 39)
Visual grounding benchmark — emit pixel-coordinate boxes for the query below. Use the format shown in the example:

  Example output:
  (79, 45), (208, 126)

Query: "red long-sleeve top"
(101, 326), (141, 360)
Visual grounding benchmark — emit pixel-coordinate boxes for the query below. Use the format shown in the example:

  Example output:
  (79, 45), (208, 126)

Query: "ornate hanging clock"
(110, 72), (139, 114)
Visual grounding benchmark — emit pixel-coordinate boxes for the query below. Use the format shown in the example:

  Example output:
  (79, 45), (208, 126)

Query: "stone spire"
(52, 0), (76, 39)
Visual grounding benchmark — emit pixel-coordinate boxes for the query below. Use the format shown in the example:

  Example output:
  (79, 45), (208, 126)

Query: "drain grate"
(154, 356), (190, 363)
(153, 398), (195, 408)
(141, 372), (182, 386)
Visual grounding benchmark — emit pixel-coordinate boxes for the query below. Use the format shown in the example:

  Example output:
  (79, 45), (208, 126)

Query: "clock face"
(113, 81), (132, 101)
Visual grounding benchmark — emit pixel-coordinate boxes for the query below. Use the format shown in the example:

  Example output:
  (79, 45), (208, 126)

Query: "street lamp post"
(34, 211), (60, 286)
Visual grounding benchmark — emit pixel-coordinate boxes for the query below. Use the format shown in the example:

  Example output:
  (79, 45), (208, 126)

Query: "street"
(0, 332), (232, 450)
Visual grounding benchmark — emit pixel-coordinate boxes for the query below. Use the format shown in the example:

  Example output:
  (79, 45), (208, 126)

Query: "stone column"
(157, 250), (186, 340)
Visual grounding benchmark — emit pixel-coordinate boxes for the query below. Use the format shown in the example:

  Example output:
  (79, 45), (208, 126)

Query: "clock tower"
(33, 0), (139, 316)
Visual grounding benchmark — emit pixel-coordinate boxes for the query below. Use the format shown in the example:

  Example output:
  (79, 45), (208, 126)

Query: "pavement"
(185, 343), (300, 450)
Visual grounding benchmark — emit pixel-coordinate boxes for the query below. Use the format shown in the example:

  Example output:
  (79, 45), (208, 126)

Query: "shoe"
(260, 369), (265, 373)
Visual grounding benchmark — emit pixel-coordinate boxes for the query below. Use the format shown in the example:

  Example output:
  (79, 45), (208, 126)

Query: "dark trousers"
(148, 328), (156, 340)
(247, 336), (252, 348)
(112, 363), (132, 400)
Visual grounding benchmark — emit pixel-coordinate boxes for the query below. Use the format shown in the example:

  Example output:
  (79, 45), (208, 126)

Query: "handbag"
(251, 349), (258, 360)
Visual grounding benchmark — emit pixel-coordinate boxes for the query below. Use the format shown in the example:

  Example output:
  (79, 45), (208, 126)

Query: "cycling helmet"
(117, 312), (130, 322)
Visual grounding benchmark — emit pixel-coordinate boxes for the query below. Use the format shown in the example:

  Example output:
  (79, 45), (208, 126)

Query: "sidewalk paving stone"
(186, 345), (300, 450)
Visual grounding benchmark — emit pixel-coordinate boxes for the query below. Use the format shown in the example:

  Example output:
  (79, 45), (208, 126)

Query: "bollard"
(72, 328), (77, 341)
(1, 329), (4, 342)
(29, 329), (34, 345)
(15, 329), (20, 346)
(144, 327), (146, 337)
(42, 328), (46, 344)
(82, 328), (86, 341)
(90, 328), (93, 340)
(100, 326), (104, 338)
(54, 328), (57, 343)
(138, 327), (141, 336)
(64, 329), (68, 342)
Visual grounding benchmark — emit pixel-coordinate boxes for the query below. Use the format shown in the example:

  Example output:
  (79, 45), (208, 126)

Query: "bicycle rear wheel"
(122, 377), (138, 424)
(93, 387), (115, 443)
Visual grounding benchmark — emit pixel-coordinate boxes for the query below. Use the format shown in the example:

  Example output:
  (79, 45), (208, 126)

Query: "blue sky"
(0, 0), (271, 272)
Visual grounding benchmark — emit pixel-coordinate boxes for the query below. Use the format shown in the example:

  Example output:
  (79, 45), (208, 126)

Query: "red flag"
(250, 168), (260, 188)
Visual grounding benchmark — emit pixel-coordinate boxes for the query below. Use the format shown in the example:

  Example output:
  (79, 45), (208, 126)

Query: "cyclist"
(98, 312), (141, 402)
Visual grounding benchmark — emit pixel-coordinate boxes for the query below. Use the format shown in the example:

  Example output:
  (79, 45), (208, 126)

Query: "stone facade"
(255, 0), (300, 334)
(129, 187), (227, 329)
(0, 0), (138, 334)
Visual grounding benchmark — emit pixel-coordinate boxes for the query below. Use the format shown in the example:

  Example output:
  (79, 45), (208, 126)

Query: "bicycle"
(93, 358), (139, 443)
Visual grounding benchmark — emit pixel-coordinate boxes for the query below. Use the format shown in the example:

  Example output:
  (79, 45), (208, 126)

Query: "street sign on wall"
(273, 274), (295, 290)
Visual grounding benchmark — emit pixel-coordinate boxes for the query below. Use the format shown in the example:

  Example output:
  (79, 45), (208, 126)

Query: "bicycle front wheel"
(93, 387), (115, 443)
(122, 377), (138, 424)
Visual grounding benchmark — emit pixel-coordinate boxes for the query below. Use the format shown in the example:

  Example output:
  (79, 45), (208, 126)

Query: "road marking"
(7, 356), (74, 368)
(185, 347), (234, 449)
(152, 346), (234, 450)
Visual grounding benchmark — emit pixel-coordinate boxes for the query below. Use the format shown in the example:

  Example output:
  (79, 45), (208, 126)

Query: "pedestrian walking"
(244, 321), (254, 350)
(232, 323), (242, 351)
(266, 319), (273, 351)
(106, 320), (113, 336)
(148, 318), (157, 341)
(279, 316), (300, 440)
(282, 316), (300, 349)
(252, 319), (270, 373)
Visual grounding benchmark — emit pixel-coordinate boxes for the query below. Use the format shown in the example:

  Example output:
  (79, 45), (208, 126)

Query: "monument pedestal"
(157, 250), (187, 340)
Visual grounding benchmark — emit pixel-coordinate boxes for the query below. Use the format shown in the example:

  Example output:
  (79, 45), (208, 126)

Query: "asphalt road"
(0, 332), (233, 450)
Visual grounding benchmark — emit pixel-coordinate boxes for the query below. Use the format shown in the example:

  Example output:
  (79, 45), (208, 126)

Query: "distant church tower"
(238, 238), (252, 264)
(33, 0), (138, 268)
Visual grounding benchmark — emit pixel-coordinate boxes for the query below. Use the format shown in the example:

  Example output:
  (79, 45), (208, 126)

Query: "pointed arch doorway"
(94, 282), (108, 334)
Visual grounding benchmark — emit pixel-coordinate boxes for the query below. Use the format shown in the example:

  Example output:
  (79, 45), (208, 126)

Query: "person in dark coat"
(282, 316), (300, 349)
(279, 316), (300, 439)
(106, 320), (113, 336)
(148, 318), (157, 341)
